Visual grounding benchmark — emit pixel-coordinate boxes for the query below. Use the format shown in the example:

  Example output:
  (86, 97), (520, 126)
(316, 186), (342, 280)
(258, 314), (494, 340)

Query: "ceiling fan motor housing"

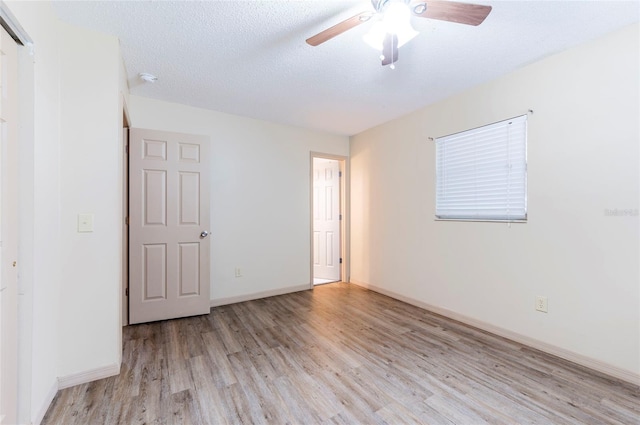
(373, 0), (421, 13)
(371, 0), (390, 13)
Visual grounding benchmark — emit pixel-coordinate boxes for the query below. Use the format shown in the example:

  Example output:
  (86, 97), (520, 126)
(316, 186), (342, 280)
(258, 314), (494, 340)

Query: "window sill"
(435, 218), (527, 223)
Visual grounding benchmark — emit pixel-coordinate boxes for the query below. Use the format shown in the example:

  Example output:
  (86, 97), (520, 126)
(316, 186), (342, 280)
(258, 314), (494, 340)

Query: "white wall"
(129, 96), (349, 303)
(7, 1), (125, 422)
(350, 24), (639, 383)
(57, 22), (123, 381)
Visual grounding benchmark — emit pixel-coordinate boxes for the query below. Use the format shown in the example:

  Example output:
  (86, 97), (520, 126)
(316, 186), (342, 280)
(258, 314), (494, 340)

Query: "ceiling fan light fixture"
(363, 21), (386, 50)
(383, 2), (418, 46)
(383, 2), (411, 29)
(363, 1), (418, 51)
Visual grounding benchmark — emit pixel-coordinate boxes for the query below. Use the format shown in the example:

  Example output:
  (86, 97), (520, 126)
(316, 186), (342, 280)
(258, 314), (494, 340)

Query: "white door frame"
(121, 106), (130, 327)
(309, 152), (349, 288)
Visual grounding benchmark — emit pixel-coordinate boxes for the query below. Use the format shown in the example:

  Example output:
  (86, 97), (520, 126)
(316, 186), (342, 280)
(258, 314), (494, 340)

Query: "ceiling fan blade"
(381, 33), (398, 66)
(413, 1), (492, 26)
(306, 11), (375, 46)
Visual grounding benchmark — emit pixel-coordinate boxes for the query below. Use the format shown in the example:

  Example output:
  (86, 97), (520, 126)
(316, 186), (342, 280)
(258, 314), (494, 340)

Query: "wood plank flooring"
(42, 282), (640, 424)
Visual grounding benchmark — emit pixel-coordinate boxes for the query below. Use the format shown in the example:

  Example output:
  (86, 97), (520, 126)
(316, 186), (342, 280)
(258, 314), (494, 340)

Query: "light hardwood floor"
(42, 282), (639, 424)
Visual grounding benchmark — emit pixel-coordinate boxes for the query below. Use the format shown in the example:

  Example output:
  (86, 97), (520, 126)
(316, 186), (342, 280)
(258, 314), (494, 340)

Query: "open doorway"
(311, 154), (347, 286)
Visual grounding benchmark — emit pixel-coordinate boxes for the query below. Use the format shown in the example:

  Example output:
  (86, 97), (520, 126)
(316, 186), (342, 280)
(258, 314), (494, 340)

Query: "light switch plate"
(78, 213), (94, 232)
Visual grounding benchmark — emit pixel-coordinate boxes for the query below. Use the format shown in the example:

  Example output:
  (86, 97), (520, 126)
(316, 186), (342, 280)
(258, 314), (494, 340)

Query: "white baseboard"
(32, 380), (58, 425)
(351, 280), (640, 386)
(57, 362), (121, 390)
(210, 284), (311, 307)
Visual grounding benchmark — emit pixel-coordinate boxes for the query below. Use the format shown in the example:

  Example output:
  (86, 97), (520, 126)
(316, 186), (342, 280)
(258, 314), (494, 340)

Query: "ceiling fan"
(306, 0), (492, 67)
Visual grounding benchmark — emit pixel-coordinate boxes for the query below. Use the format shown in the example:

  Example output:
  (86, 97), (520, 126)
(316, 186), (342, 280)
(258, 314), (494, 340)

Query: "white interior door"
(313, 158), (340, 282)
(0, 25), (19, 425)
(129, 128), (210, 324)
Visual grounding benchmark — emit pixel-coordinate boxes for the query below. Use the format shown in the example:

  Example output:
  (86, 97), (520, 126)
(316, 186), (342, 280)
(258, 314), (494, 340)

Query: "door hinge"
(125, 216), (129, 225)
(125, 144), (129, 154)
(339, 214), (342, 220)
(340, 258), (343, 264)
(125, 287), (129, 296)
(339, 171), (342, 178)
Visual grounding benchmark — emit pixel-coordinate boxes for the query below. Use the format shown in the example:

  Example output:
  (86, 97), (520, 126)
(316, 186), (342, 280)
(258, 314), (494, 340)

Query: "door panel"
(129, 128), (210, 324)
(313, 158), (340, 281)
(144, 170), (167, 225)
(179, 172), (199, 224)
(143, 244), (167, 300)
(178, 242), (200, 296)
(325, 232), (335, 266)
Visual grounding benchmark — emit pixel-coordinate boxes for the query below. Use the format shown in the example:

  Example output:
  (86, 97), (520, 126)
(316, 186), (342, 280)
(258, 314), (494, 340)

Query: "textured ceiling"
(53, 0), (639, 136)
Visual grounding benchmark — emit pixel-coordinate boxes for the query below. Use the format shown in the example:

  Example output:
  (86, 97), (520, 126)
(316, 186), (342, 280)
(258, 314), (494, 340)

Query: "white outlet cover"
(535, 296), (548, 313)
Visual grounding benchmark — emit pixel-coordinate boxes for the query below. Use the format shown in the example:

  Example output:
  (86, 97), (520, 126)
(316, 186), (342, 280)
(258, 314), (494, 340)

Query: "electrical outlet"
(535, 296), (548, 313)
(235, 268), (242, 278)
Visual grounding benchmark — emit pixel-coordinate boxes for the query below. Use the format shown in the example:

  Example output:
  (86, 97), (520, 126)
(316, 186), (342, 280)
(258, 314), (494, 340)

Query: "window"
(435, 115), (527, 221)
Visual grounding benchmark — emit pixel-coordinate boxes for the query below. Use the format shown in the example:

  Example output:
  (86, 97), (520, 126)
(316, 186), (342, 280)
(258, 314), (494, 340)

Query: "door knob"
(200, 230), (210, 238)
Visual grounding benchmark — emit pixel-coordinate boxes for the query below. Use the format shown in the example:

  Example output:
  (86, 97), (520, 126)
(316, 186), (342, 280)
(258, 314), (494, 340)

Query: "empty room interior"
(1, 0), (638, 424)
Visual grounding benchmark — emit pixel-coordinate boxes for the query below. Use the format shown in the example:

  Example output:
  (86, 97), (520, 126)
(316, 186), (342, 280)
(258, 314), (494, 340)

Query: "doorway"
(311, 154), (347, 286)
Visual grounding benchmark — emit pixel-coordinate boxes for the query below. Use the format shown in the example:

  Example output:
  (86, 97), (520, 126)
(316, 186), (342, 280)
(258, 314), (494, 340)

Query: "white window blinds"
(435, 115), (527, 221)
